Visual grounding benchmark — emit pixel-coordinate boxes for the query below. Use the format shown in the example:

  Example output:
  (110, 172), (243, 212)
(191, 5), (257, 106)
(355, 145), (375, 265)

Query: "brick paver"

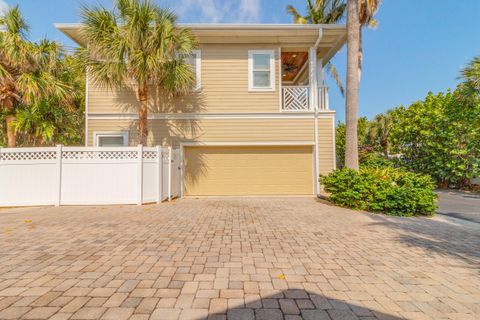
(0, 197), (479, 319)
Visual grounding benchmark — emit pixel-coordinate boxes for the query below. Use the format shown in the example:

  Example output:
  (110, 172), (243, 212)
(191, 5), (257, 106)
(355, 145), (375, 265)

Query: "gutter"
(54, 22), (346, 30)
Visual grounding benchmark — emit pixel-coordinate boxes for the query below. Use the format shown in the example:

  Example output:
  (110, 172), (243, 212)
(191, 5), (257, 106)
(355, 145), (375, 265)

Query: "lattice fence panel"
(0, 151), (57, 161)
(62, 151), (138, 160)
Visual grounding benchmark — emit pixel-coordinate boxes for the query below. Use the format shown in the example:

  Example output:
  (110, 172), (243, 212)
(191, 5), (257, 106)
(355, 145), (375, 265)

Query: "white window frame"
(180, 50), (201, 92)
(93, 131), (129, 147)
(248, 50), (275, 92)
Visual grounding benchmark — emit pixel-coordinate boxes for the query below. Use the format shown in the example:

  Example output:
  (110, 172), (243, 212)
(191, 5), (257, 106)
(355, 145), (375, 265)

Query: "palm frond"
(326, 61), (344, 97)
(286, 5), (308, 24)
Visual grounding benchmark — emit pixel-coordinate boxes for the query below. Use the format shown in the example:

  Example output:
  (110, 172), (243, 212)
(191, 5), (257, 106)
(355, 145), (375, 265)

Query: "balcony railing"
(281, 86), (329, 111)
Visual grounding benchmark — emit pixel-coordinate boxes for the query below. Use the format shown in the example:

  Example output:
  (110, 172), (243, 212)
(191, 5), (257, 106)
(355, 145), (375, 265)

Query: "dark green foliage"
(390, 89), (480, 188)
(320, 167), (437, 216)
(360, 152), (394, 169)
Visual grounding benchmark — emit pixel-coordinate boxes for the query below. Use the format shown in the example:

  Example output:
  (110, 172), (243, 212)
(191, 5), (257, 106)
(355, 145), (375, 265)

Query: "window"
(184, 50), (201, 91)
(94, 132), (129, 147)
(248, 50), (275, 91)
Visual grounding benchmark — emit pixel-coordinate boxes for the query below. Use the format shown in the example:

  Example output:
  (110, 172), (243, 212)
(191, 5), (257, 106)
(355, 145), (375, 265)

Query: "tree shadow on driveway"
(366, 213), (480, 266)
(196, 289), (402, 320)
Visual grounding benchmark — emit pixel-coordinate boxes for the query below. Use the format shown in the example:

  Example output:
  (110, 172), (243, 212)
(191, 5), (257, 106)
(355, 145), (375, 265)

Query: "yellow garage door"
(184, 146), (313, 196)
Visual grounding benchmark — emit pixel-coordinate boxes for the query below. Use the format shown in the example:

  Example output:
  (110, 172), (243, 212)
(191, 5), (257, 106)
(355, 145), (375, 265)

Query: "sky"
(2, 0), (480, 122)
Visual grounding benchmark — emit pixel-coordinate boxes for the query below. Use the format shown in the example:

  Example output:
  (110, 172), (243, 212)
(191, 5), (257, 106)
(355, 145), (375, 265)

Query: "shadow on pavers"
(194, 289), (401, 319)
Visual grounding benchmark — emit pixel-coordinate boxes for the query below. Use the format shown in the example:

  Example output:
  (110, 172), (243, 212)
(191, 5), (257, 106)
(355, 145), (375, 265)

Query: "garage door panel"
(184, 146), (313, 196)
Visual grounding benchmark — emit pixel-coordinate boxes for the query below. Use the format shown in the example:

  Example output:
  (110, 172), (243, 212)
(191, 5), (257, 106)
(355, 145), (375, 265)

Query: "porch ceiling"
(55, 23), (346, 64)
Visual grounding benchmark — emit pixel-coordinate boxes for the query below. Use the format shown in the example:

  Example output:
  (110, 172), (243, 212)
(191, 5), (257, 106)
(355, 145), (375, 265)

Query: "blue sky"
(2, 0), (479, 122)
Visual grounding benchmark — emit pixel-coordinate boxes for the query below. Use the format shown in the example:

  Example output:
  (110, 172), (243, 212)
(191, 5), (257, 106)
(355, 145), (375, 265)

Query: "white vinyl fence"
(0, 145), (181, 207)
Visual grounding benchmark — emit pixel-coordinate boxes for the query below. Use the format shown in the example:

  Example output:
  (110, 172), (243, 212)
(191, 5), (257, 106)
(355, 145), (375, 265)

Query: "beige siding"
(318, 117), (335, 175)
(87, 118), (317, 146)
(184, 146), (314, 196)
(87, 116), (335, 176)
(88, 44), (280, 114)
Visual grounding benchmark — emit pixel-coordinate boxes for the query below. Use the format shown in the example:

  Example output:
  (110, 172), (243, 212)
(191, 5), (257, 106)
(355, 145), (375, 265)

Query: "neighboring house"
(56, 23), (346, 197)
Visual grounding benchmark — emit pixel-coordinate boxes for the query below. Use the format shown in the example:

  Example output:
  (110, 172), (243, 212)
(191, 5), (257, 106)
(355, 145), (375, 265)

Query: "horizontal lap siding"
(87, 118), (315, 146)
(184, 146), (314, 196)
(318, 117), (335, 175)
(87, 44), (280, 114)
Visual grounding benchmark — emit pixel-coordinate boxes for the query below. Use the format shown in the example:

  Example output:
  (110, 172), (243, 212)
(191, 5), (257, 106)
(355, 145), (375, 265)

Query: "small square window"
(94, 132), (128, 147)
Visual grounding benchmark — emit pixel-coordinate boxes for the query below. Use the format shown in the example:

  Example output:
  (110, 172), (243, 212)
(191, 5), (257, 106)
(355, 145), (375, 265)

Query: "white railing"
(282, 86), (330, 111)
(282, 86), (310, 111)
(0, 145), (181, 207)
(318, 86), (329, 110)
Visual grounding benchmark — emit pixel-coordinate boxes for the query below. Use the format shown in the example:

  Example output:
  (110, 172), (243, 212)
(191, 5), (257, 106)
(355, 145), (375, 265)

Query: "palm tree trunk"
(3, 97), (17, 147)
(137, 83), (149, 146)
(345, 0), (360, 170)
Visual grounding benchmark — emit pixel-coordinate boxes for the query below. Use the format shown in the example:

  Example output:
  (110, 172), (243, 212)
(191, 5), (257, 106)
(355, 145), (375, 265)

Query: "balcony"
(281, 86), (329, 112)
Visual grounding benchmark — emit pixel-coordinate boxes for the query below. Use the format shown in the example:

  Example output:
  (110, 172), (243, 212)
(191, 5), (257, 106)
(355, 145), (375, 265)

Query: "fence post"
(137, 144), (143, 206)
(55, 144), (63, 206)
(156, 146), (163, 204)
(168, 146), (172, 201)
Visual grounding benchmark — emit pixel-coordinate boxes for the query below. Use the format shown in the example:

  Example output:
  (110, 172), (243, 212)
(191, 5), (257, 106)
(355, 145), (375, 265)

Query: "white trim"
(93, 131), (129, 147)
(85, 70), (89, 146)
(248, 50), (275, 92)
(278, 47), (282, 112)
(190, 50), (201, 92)
(87, 112), (336, 120)
(55, 22), (345, 30)
(180, 141), (314, 147)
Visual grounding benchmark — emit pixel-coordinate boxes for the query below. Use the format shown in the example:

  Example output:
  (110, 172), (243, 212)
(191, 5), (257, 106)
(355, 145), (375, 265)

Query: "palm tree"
(286, 0), (347, 96)
(344, 0), (381, 169)
(0, 6), (72, 147)
(460, 55), (480, 93)
(78, 0), (197, 145)
(344, 0), (360, 169)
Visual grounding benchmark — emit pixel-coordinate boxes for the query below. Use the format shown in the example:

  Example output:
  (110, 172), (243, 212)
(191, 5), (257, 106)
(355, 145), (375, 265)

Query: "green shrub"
(320, 168), (437, 216)
(360, 153), (394, 169)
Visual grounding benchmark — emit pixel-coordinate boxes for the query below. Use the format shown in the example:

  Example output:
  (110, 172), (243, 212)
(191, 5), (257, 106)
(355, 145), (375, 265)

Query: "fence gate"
(0, 145), (180, 207)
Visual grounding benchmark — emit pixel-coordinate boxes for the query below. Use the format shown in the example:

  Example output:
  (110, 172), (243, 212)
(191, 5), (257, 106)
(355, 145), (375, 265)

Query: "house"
(55, 23), (346, 197)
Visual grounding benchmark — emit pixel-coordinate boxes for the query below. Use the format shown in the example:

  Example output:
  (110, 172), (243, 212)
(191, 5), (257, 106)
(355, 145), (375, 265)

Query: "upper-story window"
(184, 50), (201, 92)
(248, 50), (275, 91)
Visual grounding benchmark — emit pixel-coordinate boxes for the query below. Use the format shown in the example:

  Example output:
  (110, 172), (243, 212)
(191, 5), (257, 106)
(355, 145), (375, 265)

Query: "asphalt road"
(437, 190), (480, 224)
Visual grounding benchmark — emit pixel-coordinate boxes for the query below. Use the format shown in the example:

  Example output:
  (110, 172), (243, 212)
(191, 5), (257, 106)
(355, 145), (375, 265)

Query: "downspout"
(313, 28), (323, 196)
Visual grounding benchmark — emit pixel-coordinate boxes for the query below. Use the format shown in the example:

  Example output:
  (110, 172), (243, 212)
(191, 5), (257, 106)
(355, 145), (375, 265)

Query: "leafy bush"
(320, 168), (437, 216)
(360, 152), (394, 169)
(390, 90), (480, 188)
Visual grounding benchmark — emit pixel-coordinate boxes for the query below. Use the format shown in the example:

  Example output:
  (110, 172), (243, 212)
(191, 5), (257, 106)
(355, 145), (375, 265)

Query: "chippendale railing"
(281, 86), (329, 111)
(282, 86), (310, 111)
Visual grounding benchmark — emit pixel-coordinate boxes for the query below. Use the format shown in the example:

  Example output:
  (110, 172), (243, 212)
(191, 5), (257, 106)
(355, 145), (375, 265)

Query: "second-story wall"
(88, 43), (283, 115)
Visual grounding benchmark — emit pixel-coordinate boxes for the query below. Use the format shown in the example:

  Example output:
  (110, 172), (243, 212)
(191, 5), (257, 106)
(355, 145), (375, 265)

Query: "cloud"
(0, 0), (8, 15)
(165, 0), (261, 23)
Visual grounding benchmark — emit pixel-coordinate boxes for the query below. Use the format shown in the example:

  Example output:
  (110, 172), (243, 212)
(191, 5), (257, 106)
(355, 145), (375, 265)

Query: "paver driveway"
(0, 198), (479, 320)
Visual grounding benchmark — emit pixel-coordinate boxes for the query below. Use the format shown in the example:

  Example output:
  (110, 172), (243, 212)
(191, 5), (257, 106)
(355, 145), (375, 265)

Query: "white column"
(55, 144), (63, 206)
(156, 146), (163, 204)
(137, 144), (143, 206)
(309, 47), (318, 111)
